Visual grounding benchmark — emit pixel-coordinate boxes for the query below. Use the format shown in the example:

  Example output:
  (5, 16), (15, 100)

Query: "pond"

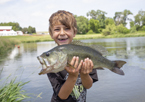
(0, 37), (145, 102)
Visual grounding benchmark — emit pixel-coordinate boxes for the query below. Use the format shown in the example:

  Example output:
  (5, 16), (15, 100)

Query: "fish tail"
(111, 60), (126, 75)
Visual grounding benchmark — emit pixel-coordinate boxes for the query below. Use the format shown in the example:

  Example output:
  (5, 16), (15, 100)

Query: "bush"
(141, 26), (145, 31)
(130, 26), (137, 33)
(102, 24), (117, 36)
(102, 29), (110, 36)
(116, 24), (130, 34)
(87, 30), (95, 34)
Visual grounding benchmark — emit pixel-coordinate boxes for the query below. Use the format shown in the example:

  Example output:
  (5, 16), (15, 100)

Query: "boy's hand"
(65, 56), (83, 77)
(80, 58), (93, 75)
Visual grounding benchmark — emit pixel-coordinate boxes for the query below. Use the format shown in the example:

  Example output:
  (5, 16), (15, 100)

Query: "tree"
(87, 9), (107, 28)
(27, 26), (36, 33)
(114, 9), (133, 26)
(122, 9), (133, 26)
(113, 12), (122, 26)
(0, 22), (22, 31)
(134, 10), (145, 31)
(22, 27), (28, 34)
(88, 19), (100, 33)
(105, 18), (115, 25)
(130, 21), (135, 28)
(75, 15), (88, 34)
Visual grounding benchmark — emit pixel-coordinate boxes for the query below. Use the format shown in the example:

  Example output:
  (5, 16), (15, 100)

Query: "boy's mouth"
(58, 38), (68, 41)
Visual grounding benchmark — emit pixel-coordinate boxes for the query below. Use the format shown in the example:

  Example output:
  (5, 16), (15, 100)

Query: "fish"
(37, 41), (126, 75)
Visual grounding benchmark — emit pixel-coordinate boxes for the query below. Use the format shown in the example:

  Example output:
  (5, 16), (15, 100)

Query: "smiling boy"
(47, 10), (98, 102)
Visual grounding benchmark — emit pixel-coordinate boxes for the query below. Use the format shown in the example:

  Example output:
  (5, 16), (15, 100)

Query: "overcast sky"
(0, 0), (145, 31)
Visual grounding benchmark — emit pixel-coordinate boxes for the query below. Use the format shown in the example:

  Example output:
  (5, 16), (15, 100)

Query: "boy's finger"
(74, 56), (79, 68)
(90, 59), (94, 68)
(86, 58), (90, 73)
(70, 56), (76, 66)
(77, 60), (83, 71)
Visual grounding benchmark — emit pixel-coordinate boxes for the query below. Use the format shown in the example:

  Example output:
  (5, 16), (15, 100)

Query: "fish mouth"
(37, 56), (55, 74)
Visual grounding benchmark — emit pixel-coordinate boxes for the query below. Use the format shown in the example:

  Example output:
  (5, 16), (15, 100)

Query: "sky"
(0, 0), (145, 32)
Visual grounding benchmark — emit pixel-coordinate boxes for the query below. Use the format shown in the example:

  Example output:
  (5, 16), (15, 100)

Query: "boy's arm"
(58, 56), (83, 100)
(80, 58), (94, 89)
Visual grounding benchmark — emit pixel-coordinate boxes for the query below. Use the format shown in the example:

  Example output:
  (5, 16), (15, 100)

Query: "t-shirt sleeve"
(89, 69), (98, 83)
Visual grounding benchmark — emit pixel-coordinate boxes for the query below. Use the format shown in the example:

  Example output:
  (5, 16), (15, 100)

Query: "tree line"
(0, 9), (145, 35)
(75, 9), (145, 35)
(0, 22), (36, 34)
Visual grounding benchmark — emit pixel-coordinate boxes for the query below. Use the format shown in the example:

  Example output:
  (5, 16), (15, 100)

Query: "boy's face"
(50, 24), (76, 45)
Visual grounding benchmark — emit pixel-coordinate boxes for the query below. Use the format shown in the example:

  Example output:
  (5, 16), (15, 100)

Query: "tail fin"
(111, 60), (126, 75)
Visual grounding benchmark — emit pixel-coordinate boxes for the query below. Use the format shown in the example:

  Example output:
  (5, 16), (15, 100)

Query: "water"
(0, 37), (145, 102)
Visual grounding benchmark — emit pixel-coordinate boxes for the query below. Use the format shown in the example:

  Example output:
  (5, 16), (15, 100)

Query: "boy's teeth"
(59, 38), (67, 40)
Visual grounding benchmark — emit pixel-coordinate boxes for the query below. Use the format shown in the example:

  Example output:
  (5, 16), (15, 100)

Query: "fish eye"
(46, 52), (49, 56)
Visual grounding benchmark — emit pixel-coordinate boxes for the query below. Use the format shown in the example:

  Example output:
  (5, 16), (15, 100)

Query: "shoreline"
(1, 32), (145, 43)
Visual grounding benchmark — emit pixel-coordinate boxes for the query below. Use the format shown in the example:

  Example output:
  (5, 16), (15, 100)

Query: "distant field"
(1, 32), (145, 43)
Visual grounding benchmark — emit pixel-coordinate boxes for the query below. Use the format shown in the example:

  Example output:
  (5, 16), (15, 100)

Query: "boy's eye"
(65, 28), (70, 30)
(54, 29), (60, 31)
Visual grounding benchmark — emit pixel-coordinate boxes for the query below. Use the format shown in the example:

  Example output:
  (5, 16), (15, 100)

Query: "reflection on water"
(0, 37), (145, 102)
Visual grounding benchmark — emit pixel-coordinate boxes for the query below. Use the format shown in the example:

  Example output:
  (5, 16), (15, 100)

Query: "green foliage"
(0, 38), (20, 58)
(87, 30), (94, 34)
(102, 24), (117, 36)
(102, 24), (130, 36)
(114, 9), (133, 26)
(140, 26), (145, 31)
(88, 19), (100, 33)
(0, 22), (36, 34)
(116, 24), (130, 34)
(0, 76), (30, 102)
(0, 22), (22, 31)
(130, 26), (137, 33)
(105, 18), (115, 25)
(134, 10), (145, 31)
(130, 21), (135, 28)
(27, 26), (36, 34)
(75, 15), (88, 34)
(87, 9), (107, 28)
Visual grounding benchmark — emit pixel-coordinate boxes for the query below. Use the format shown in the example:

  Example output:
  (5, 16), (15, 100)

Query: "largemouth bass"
(37, 43), (126, 75)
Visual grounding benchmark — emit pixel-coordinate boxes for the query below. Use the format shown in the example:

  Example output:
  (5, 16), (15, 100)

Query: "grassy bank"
(1, 32), (145, 43)
(0, 38), (20, 58)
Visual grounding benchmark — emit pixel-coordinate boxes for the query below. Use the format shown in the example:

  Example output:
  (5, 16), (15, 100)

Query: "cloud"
(0, 0), (12, 4)
(23, 0), (37, 3)
(46, 4), (56, 9)
(31, 11), (44, 17)
(82, 0), (95, 3)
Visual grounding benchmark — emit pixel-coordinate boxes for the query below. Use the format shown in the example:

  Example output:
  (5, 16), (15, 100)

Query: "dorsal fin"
(71, 40), (108, 56)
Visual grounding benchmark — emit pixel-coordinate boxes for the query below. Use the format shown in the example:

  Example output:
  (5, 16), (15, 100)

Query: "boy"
(47, 10), (98, 102)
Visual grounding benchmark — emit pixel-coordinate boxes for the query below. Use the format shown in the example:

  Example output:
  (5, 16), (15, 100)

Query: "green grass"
(0, 76), (30, 102)
(1, 32), (145, 43)
(2, 33), (145, 42)
(0, 38), (20, 58)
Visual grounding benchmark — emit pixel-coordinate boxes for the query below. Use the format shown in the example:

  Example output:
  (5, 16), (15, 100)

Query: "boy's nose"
(60, 29), (65, 35)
